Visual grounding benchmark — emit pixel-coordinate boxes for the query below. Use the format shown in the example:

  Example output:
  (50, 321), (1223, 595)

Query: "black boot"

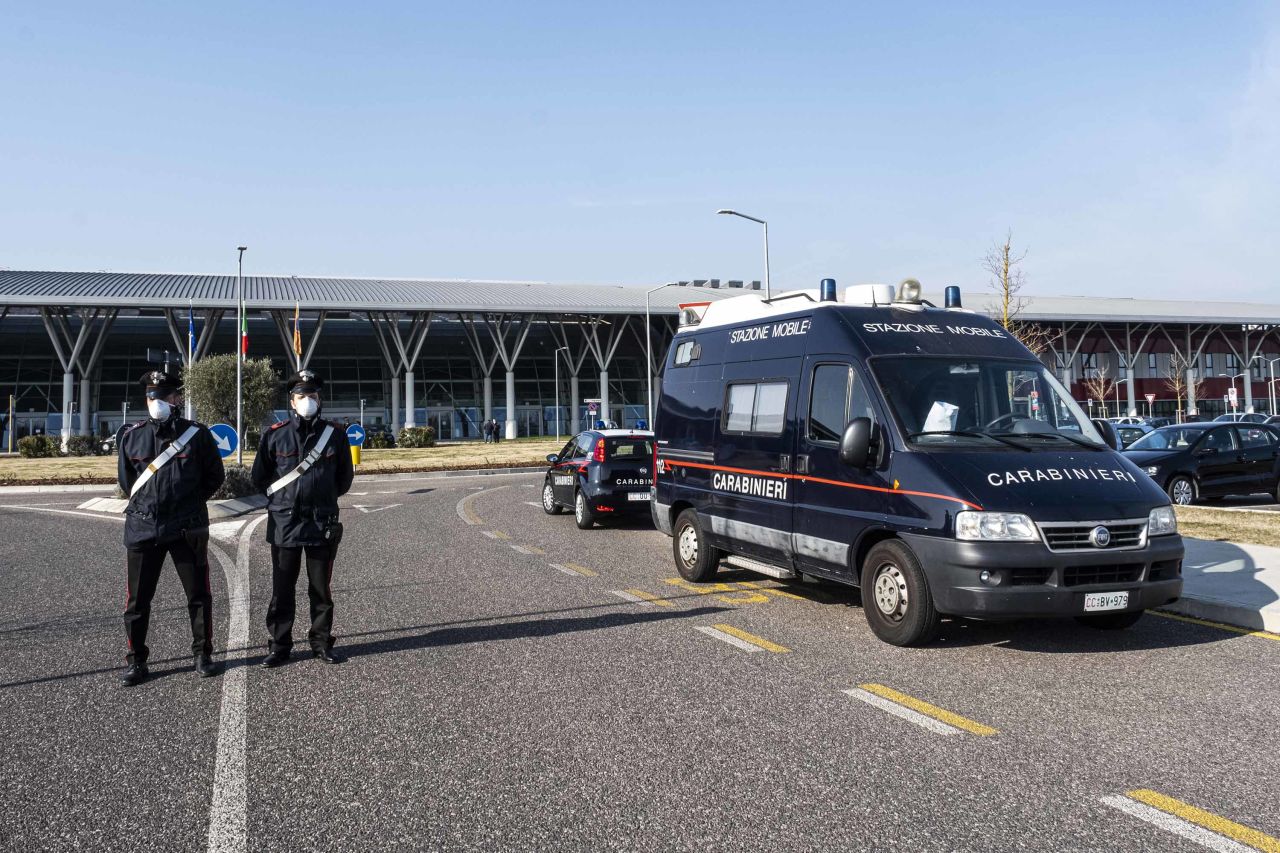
(312, 648), (345, 665)
(195, 655), (222, 678)
(260, 649), (290, 669)
(120, 663), (149, 687)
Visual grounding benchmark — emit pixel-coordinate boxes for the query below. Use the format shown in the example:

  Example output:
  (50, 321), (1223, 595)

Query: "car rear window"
(605, 438), (653, 461)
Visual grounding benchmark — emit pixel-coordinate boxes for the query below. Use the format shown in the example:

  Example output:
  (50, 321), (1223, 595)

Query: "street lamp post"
(359, 398), (366, 428)
(1220, 371), (1249, 415)
(644, 283), (676, 427)
(235, 246), (247, 465)
(554, 346), (568, 440)
(716, 209), (770, 299)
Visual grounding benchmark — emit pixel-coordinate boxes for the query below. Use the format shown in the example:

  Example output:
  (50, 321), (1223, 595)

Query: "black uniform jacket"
(117, 416), (225, 548)
(251, 414), (354, 547)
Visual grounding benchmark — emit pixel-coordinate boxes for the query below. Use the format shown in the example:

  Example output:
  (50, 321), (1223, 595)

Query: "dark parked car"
(1213, 412), (1268, 424)
(542, 429), (654, 529)
(1115, 422), (1154, 448)
(1267, 415), (1280, 426)
(1124, 423), (1280, 505)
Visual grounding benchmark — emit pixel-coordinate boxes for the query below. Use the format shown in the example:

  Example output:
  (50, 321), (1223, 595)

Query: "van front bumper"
(899, 532), (1184, 619)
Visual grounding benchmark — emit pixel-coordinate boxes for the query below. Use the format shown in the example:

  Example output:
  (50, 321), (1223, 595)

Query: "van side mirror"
(546, 453), (559, 464)
(839, 417), (875, 468)
(1091, 418), (1120, 451)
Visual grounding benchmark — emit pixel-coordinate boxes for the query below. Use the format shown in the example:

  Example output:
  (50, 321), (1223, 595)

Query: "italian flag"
(241, 312), (249, 354)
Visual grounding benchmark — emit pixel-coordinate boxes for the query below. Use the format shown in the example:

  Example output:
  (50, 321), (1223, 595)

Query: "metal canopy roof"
(0, 270), (740, 314)
(1, 270), (1277, 325)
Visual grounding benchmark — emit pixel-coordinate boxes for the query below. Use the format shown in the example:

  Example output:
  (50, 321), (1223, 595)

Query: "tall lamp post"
(644, 283), (677, 427)
(554, 345), (568, 440)
(235, 246), (247, 464)
(716, 209), (770, 299)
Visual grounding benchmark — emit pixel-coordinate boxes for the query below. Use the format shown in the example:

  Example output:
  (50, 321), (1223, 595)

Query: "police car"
(542, 429), (656, 529)
(653, 278), (1184, 646)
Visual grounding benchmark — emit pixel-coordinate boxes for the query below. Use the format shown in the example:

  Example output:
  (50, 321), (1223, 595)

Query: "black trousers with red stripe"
(266, 544), (336, 653)
(123, 533), (214, 665)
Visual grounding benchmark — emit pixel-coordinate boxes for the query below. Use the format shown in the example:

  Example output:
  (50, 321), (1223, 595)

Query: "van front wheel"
(672, 509), (720, 582)
(860, 540), (940, 646)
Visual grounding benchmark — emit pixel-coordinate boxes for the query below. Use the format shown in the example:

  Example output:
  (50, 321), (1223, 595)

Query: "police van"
(652, 279), (1184, 646)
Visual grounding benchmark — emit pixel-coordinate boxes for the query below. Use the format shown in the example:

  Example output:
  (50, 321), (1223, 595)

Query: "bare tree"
(1162, 352), (1204, 422)
(983, 230), (1058, 356)
(1082, 364), (1116, 418)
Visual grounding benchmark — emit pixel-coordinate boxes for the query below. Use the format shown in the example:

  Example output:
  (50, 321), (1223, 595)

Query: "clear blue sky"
(2, 1), (1277, 300)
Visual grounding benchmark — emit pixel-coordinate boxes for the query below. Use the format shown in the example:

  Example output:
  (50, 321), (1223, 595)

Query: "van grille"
(1039, 521), (1145, 552)
(1008, 567), (1052, 586)
(1062, 564), (1143, 587)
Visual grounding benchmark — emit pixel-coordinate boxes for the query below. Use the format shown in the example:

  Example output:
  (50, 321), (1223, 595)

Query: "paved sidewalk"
(1171, 537), (1280, 632)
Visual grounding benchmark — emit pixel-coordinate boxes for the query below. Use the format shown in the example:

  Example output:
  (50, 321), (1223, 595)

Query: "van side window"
(809, 364), (850, 443)
(673, 340), (701, 366)
(723, 381), (788, 435)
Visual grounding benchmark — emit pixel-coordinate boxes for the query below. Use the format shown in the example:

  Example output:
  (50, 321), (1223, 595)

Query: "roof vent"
(727, 280), (743, 288)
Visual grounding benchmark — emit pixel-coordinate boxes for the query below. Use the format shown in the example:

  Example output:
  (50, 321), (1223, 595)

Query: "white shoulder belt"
(129, 424), (202, 499)
(266, 424), (335, 497)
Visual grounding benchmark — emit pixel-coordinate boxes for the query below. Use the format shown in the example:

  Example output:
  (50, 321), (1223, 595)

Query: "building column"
(1244, 376), (1255, 413)
(390, 373), (400, 432)
(1186, 368), (1198, 416)
(404, 372), (415, 429)
(570, 374), (580, 433)
(599, 369), (610, 426)
(484, 375), (494, 423)
(79, 375), (92, 435)
(505, 370), (517, 439)
(61, 371), (74, 447)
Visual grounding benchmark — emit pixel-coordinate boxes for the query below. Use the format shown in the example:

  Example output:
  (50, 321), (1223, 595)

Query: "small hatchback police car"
(653, 278), (1184, 646)
(543, 429), (656, 529)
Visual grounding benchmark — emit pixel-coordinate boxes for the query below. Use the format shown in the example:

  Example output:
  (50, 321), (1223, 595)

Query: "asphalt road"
(1, 473), (1277, 852)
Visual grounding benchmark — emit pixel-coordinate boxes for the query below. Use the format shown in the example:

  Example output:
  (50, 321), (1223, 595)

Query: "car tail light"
(593, 438), (606, 463)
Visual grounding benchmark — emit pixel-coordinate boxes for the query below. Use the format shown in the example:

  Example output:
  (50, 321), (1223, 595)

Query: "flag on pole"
(241, 312), (249, 355)
(187, 304), (196, 363)
(292, 302), (302, 365)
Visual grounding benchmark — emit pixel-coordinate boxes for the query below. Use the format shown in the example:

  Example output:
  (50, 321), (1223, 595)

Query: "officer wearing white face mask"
(117, 370), (225, 686)
(251, 369), (354, 667)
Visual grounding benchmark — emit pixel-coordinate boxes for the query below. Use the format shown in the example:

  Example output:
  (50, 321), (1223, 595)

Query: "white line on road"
(1099, 796), (1255, 853)
(524, 501), (541, 507)
(353, 504), (402, 514)
(694, 625), (765, 653)
(206, 512), (268, 853)
(842, 688), (963, 736)
(611, 590), (656, 607)
(0, 505), (125, 522)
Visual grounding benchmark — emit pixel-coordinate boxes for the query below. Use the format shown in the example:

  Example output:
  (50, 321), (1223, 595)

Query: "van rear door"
(791, 360), (888, 578)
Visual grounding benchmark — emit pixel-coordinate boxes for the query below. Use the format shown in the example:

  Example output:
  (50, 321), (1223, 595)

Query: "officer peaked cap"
(140, 370), (181, 398)
(287, 369), (324, 393)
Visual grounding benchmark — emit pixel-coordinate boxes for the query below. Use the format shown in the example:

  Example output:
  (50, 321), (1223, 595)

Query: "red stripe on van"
(660, 458), (982, 511)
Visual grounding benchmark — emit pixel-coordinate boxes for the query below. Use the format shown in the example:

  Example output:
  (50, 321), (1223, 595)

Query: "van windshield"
(872, 357), (1105, 448)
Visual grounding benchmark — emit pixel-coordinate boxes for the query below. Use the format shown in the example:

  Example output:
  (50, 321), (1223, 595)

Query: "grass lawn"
(1174, 505), (1280, 549)
(0, 439), (564, 485)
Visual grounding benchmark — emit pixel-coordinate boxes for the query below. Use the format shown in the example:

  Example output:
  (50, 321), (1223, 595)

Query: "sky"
(1, 1), (1277, 301)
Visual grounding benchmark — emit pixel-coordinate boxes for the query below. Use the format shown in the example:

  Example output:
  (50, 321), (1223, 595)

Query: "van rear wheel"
(672, 509), (720, 582)
(860, 540), (939, 646)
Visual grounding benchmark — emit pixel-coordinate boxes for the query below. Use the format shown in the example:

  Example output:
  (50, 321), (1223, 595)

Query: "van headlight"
(955, 511), (1038, 541)
(1148, 505), (1178, 536)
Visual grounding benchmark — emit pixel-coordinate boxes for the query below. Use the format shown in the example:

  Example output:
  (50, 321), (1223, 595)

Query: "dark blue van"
(653, 280), (1184, 646)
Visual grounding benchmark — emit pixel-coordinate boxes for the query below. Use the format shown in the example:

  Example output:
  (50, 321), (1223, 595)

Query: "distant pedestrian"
(252, 369), (355, 668)
(116, 370), (226, 687)
(482, 419), (493, 443)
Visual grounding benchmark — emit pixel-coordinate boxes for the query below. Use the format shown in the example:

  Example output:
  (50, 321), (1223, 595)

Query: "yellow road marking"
(858, 683), (998, 736)
(488, 530), (511, 540)
(662, 578), (769, 604)
(1150, 610), (1280, 642)
(623, 589), (673, 607)
(712, 623), (790, 653)
(1128, 789), (1280, 852)
(563, 562), (598, 577)
(518, 544), (545, 555)
(734, 580), (807, 601)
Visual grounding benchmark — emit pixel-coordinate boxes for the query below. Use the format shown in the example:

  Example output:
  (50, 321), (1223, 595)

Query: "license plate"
(627, 492), (652, 502)
(1083, 591), (1129, 612)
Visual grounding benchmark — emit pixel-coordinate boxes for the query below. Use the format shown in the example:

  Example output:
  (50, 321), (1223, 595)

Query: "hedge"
(396, 426), (436, 448)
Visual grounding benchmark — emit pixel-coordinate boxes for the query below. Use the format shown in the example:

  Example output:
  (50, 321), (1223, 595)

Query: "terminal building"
(2, 269), (1279, 445)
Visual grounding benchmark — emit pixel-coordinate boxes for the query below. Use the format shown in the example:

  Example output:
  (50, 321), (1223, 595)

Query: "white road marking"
(352, 504), (401, 514)
(524, 501), (542, 507)
(0, 505), (125, 522)
(842, 688), (964, 736)
(509, 544), (539, 555)
(549, 563), (583, 576)
(206, 512), (268, 853)
(1099, 796), (1256, 853)
(347, 491), (369, 496)
(611, 590), (655, 607)
(694, 625), (765, 653)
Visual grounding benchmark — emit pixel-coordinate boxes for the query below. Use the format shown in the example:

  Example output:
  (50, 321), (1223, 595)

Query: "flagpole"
(236, 246), (247, 465)
(186, 300), (195, 419)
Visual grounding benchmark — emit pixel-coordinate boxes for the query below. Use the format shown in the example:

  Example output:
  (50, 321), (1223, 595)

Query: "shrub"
(212, 464), (258, 500)
(65, 435), (97, 457)
(396, 426), (436, 448)
(17, 435), (59, 458)
(365, 431), (393, 450)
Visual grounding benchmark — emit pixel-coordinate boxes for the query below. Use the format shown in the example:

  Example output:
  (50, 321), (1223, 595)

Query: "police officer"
(117, 370), (226, 687)
(251, 369), (354, 667)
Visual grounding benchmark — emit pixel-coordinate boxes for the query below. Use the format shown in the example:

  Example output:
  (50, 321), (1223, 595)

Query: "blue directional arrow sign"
(209, 423), (238, 459)
(346, 424), (366, 447)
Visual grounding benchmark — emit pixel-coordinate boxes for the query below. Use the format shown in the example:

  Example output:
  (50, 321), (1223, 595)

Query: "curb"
(1160, 595), (1280, 634)
(354, 466), (544, 482)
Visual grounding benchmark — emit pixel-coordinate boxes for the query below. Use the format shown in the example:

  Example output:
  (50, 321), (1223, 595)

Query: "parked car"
(1266, 415), (1280, 426)
(1114, 422), (1154, 448)
(1213, 412), (1268, 423)
(542, 429), (655, 528)
(1123, 423), (1280, 505)
(1106, 416), (1147, 425)
(1146, 417), (1175, 429)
